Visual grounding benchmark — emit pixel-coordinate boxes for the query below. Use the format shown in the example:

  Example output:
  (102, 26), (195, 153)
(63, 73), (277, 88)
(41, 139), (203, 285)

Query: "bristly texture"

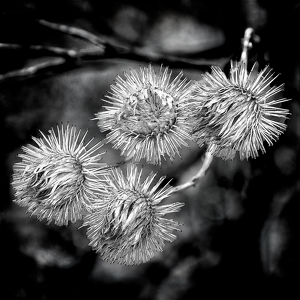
(82, 164), (183, 265)
(190, 61), (290, 160)
(12, 123), (108, 226)
(95, 65), (194, 165)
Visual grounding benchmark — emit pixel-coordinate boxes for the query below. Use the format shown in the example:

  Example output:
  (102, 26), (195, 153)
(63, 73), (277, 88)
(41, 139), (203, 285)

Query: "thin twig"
(0, 42), (78, 58)
(0, 42), (105, 58)
(173, 151), (213, 193)
(0, 58), (66, 81)
(37, 19), (106, 50)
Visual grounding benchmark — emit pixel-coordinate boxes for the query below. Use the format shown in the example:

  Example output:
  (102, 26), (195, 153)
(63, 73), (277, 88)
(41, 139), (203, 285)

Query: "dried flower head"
(95, 65), (193, 165)
(190, 61), (290, 160)
(12, 123), (108, 226)
(83, 164), (183, 265)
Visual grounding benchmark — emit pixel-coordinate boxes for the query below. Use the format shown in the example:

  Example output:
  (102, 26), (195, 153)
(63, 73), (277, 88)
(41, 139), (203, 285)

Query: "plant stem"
(173, 151), (213, 193)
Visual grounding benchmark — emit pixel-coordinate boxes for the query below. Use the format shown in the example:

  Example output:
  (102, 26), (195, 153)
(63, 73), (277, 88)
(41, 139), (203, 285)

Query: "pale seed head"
(190, 61), (290, 160)
(95, 65), (194, 165)
(83, 164), (183, 265)
(12, 123), (108, 226)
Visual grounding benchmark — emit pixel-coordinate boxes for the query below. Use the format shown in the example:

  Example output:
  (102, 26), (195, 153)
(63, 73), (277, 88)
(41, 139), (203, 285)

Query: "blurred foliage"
(0, 0), (299, 299)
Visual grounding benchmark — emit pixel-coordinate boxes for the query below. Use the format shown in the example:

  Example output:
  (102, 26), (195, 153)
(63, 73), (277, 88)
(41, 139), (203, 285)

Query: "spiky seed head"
(95, 64), (194, 165)
(190, 61), (290, 160)
(12, 123), (108, 226)
(82, 164), (183, 265)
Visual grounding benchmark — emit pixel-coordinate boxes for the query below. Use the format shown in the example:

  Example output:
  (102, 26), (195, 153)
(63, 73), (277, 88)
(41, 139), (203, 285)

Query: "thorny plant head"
(190, 61), (290, 160)
(95, 64), (194, 165)
(12, 123), (108, 226)
(82, 164), (183, 265)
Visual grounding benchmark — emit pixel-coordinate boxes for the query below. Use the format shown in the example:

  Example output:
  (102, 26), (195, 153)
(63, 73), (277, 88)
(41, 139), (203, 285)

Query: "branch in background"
(37, 19), (106, 51)
(0, 43), (80, 58)
(173, 151), (213, 193)
(0, 42), (106, 59)
(0, 58), (66, 81)
(0, 19), (230, 82)
(0, 45), (227, 82)
(35, 19), (228, 65)
(0, 42), (106, 81)
(36, 19), (230, 68)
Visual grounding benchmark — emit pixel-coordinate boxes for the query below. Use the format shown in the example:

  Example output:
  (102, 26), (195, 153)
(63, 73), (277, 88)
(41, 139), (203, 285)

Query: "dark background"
(0, 1), (299, 299)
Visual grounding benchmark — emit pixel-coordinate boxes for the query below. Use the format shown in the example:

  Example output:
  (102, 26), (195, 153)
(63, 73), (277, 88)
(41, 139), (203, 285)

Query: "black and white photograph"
(0, 1), (299, 299)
